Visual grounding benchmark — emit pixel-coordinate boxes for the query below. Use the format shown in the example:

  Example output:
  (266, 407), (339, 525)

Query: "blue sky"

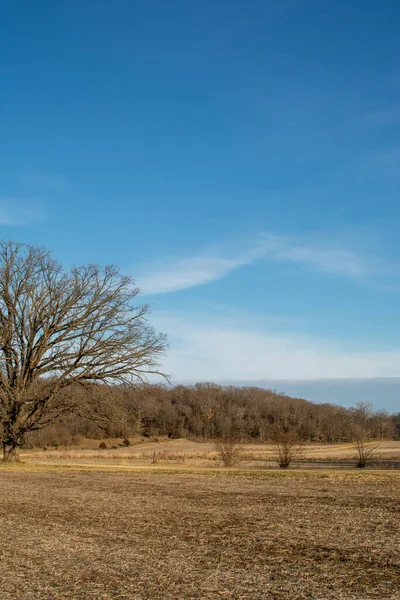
(2, 1), (400, 407)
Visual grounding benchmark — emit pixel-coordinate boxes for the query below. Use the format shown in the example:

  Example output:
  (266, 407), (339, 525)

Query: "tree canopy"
(0, 241), (167, 461)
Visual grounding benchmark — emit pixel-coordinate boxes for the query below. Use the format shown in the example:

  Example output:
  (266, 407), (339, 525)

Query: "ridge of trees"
(25, 382), (400, 447)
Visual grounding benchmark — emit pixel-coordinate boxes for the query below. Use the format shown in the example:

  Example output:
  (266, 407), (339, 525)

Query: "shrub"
(354, 438), (377, 468)
(122, 438), (131, 447)
(272, 425), (303, 469)
(352, 424), (379, 468)
(215, 437), (242, 467)
(99, 442), (107, 450)
(151, 450), (166, 464)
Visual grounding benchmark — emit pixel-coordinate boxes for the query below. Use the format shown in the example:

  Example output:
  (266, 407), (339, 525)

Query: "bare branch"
(0, 241), (168, 461)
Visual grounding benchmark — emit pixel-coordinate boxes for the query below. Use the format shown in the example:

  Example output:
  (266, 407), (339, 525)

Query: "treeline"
(25, 383), (400, 448)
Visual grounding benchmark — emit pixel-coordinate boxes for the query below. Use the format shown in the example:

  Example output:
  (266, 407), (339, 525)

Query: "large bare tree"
(0, 241), (167, 461)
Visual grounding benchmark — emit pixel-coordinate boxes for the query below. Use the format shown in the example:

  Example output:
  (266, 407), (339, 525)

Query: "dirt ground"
(0, 468), (398, 599)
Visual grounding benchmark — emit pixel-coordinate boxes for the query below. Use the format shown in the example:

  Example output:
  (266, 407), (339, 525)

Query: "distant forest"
(25, 383), (400, 448)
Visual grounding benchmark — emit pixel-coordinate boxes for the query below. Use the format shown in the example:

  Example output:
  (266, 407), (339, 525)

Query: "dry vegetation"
(21, 438), (400, 470)
(23, 385), (400, 455)
(0, 467), (398, 600)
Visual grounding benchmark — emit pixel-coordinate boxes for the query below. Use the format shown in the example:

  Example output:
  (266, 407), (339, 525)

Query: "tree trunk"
(3, 442), (20, 463)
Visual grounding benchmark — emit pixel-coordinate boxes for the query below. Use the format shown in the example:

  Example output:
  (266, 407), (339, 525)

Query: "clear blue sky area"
(1, 1), (400, 409)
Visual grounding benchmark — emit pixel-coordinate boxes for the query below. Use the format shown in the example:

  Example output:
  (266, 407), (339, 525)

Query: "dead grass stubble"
(0, 471), (398, 599)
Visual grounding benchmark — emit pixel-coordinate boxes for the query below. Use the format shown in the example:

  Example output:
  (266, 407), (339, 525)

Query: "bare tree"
(353, 402), (374, 433)
(214, 436), (242, 467)
(353, 426), (378, 468)
(372, 409), (392, 441)
(354, 439), (378, 468)
(272, 424), (303, 469)
(0, 241), (167, 462)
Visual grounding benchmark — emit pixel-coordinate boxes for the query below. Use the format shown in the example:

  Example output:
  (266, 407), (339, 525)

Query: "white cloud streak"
(273, 245), (368, 277)
(136, 234), (376, 295)
(138, 255), (250, 295)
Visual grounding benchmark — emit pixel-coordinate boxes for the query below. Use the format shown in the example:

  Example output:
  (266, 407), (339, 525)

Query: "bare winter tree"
(0, 241), (168, 461)
(214, 435), (242, 467)
(271, 423), (303, 469)
(372, 409), (392, 441)
(352, 425), (378, 468)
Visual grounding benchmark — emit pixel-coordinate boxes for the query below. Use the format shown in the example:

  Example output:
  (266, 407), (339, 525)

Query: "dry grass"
(0, 468), (398, 599)
(21, 439), (400, 471)
(23, 438), (400, 456)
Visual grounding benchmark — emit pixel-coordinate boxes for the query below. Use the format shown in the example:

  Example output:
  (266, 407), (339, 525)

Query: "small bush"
(151, 450), (166, 464)
(354, 439), (377, 468)
(272, 425), (303, 469)
(122, 438), (131, 447)
(99, 442), (107, 450)
(215, 437), (242, 467)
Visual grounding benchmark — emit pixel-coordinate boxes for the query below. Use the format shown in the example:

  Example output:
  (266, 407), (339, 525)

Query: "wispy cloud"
(0, 199), (44, 226)
(136, 241), (266, 295)
(151, 310), (400, 382)
(136, 233), (377, 295)
(273, 244), (369, 278)
(137, 255), (250, 295)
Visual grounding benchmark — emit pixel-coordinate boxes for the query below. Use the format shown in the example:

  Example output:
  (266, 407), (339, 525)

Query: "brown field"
(21, 438), (400, 469)
(0, 466), (399, 599)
